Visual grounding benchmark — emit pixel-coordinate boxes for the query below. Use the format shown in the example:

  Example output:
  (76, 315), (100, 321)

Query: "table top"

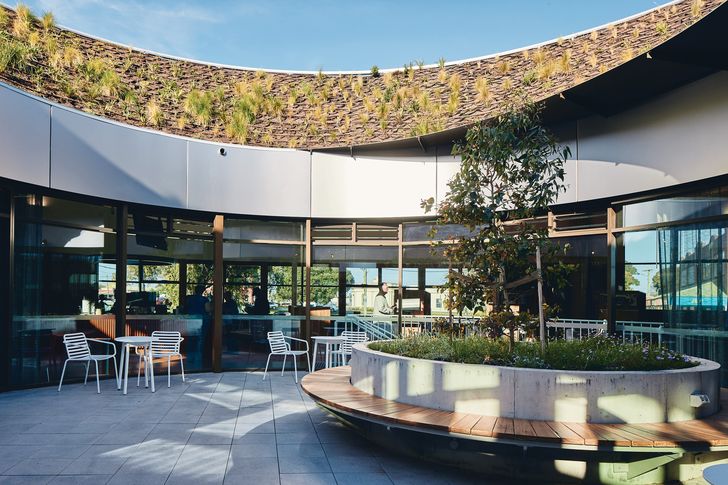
(115, 336), (158, 344)
(312, 335), (346, 343)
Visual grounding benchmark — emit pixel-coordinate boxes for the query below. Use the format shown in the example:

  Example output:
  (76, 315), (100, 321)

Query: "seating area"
(303, 366), (728, 448)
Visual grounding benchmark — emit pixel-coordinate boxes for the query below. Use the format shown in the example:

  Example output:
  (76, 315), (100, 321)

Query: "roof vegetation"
(0, 0), (718, 149)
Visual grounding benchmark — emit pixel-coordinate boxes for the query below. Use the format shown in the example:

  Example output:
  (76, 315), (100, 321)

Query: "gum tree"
(423, 101), (570, 351)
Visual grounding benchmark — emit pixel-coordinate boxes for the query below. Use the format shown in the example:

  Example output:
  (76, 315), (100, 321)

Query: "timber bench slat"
(301, 366), (728, 449)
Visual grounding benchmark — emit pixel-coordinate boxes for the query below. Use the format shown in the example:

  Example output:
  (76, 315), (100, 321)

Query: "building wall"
(1, 72), (728, 218)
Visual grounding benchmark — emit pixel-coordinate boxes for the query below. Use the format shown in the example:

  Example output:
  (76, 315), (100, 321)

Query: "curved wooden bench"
(302, 366), (728, 449)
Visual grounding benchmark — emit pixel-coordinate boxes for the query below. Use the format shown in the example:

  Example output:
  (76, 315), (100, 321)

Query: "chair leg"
(281, 354), (287, 376)
(168, 355), (171, 388)
(179, 355), (185, 382)
(57, 360), (68, 392)
(84, 362), (90, 385)
(137, 352), (143, 387)
(306, 352), (311, 373)
(94, 360), (100, 394)
(262, 354), (272, 381)
(293, 354), (298, 383)
(112, 355), (119, 389)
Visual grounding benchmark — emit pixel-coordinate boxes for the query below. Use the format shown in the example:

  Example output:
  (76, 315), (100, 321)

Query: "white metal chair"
(58, 332), (118, 394)
(331, 330), (368, 366)
(263, 331), (310, 383)
(136, 331), (185, 388)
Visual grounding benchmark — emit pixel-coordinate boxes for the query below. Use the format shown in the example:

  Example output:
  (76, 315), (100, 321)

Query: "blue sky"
(17, 0), (670, 71)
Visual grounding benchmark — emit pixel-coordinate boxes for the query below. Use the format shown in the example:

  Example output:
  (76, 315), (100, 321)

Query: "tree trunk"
(536, 245), (546, 355)
(499, 265), (515, 352)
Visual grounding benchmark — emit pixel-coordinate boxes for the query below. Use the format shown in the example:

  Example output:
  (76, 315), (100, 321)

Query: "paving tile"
(277, 455), (331, 474)
(143, 423), (194, 444)
(233, 421), (276, 435)
(47, 475), (112, 484)
(188, 422), (235, 445)
(0, 476), (53, 484)
(225, 456), (279, 479)
(320, 441), (375, 457)
(277, 443), (324, 458)
(274, 432), (320, 445)
(327, 455), (384, 473)
(333, 473), (394, 485)
(27, 445), (91, 460)
(59, 455), (128, 475)
(5, 459), (74, 476)
(106, 471), (169, 485)
(230, 442), (277, 458)
(223, 473), (280, 485)
(168, 444), (230, 478)
(278, 473), (336, 485)
(230, 433), (276, 446)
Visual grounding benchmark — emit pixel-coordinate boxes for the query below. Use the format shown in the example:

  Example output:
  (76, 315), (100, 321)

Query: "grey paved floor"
(0, 371), (488, 484)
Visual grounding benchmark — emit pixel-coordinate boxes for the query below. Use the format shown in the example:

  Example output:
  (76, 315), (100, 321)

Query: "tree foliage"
(424, 101), (571, 346)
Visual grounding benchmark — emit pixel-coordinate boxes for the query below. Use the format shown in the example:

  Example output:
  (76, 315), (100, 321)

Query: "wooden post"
(305, 219), (312, 342)
(212, 214), (224, 372)
(397, 223), (403, 336)
(115, 205), (128, 340)
(606, 207), (617, 335)
(536, 245), (546, 354)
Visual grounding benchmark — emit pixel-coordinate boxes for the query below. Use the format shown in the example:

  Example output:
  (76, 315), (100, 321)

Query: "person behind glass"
(223, 291), (239, 315)
(245, 287), (270, 315)
(185, 285), (208, 315)
(373, 282), (396, 315)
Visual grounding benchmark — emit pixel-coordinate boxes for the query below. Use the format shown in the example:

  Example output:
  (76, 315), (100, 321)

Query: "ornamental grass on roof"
(0, 0), (722, 149)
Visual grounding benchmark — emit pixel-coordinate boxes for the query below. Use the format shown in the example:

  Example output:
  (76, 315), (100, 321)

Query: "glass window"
(15, 195), (117, 230)
(621, 187), (728, 227)
(313, 245), (398, 315)
(403, 223), (475, 242)
(11, 197), (118, 387)
(126, 210), (214, 372)
(402, 245), (450, 316)
(549, 235), (607, 321)
(224, 218), (304, 241)
(222, 236), (304, 370)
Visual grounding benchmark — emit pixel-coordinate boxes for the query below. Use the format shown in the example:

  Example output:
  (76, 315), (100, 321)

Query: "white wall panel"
(435, 152), (459, 207)
(0, 85), (50, 186)
(187, 142), (310, 217)
(311, 151), (437, 219)
(575, 72), (728, 201)
(50, 108), (187, 208)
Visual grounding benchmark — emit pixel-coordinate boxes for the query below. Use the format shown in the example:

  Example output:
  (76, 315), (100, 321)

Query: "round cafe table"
(115, 336), (158, 395)
(311, 335), (346, 370)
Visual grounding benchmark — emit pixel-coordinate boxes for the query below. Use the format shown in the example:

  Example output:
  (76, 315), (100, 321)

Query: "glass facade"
(1, 180), (727, 389)
(125, 209), (214, 373)
(11, 194), (118, 387)
(222, 223), (306, 370)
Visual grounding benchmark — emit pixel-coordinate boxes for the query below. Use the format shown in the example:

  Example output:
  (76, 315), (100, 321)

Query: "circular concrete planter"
(350, 342), (721, 424)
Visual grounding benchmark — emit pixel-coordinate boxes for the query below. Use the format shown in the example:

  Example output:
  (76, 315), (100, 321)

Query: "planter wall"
(350, 343), (721, 424)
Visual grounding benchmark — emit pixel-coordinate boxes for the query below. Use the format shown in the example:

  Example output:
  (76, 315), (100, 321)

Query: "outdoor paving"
(0, 370), (493, 485)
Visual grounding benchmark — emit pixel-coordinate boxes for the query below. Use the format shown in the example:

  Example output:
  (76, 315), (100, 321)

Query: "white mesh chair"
(136, 331), (185, 388)
(331, 330), (368, 366)
(263, 331), (310, 383)
(58, 332), (118, 393)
